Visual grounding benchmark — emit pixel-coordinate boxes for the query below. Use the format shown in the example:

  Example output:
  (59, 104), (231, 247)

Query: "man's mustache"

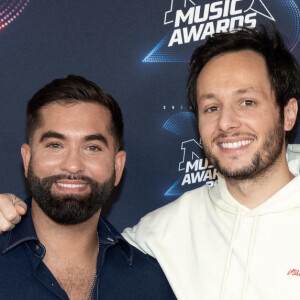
(212, 132), (257, 143)
(40, 174), (96, 186)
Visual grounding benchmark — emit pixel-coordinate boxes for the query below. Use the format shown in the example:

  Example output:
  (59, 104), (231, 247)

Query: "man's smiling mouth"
(220, 139), (253, 149)
(56, 182), (88, 188)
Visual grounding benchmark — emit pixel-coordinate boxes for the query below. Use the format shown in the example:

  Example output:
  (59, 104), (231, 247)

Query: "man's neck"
(31, 200), (100, 259)
(225, 153), (295, 209)
(31, 200), (101, 299)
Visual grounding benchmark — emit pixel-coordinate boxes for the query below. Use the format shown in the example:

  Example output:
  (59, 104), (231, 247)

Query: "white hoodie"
(123, 145), (300, 300)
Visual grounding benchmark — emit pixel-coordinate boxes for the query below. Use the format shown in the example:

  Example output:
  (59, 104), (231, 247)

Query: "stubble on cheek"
(200, 119), (285, 180)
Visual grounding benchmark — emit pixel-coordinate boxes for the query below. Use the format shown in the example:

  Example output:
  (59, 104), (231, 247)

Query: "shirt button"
(35, 245), (40, 252)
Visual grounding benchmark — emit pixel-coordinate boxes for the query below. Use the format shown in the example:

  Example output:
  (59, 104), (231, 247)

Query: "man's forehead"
(40, 101), (110, 114)
(196, 50), (271, 92)
(200, 50), (266, 74)
(39, 101), (110, 121)
(35, 102), (114, 138)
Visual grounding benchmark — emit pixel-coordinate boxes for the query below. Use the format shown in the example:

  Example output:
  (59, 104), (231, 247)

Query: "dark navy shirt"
(0, 199), (176, 299)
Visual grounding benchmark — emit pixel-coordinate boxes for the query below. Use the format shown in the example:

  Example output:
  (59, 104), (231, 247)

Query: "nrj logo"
(143, 0), (300, 62)
(163, 112), (217, 197)
(164, 139), (217, 197)
(178, 139), (217, 186)
(165, 0), (273, 47)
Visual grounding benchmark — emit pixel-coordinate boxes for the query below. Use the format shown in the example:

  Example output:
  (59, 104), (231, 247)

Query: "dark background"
(0, 0), (299, 231)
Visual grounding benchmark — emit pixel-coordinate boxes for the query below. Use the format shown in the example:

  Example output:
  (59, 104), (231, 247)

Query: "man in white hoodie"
(0, 27), (300, 300)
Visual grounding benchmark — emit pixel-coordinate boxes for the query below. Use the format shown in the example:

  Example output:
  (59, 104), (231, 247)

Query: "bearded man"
(0, 75), (175, 300)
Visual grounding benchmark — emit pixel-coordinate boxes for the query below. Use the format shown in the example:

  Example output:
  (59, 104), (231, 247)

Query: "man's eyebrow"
(234, 87), (263, 95)
(198, 88), (265, 102)
(39, 131), (65, 143)
(198, 93), (216, 102)
(85, 134), (108, 147)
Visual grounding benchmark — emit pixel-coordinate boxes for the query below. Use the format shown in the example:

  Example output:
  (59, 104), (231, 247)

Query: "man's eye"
(205, 106), (219, 113)
(46, 143), (62, 149)
(87, 145), (101, 152)
(241, 100), (255, 106)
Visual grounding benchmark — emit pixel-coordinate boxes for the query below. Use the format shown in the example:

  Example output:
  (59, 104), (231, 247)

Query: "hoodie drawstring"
(220, 207), (242, 300)
(220, 210), (259, 300)
(241, 213), (259, 300)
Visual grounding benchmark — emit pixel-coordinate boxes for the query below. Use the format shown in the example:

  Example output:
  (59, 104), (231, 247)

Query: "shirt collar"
(2, 197), (38, 254)
(2, 198), (133, 265)
(98, 217), (133, 265)
(2, 199), (38, 254)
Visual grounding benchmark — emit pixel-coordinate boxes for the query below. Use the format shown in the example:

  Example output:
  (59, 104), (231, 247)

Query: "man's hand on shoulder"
(0, 194), (27, 234)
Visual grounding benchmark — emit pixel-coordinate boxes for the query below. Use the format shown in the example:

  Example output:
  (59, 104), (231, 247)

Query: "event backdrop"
(0, 0), (299, 231)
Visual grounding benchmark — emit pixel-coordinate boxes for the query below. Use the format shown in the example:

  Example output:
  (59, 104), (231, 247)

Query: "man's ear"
(284, 98), (298, 131)
(21, 144), (31, 178)
(114, 150), (126, 186)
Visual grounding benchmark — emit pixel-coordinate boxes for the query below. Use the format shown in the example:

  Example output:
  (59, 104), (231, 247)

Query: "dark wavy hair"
(26, 75), (123, 149)
(187, 27), (300, 143)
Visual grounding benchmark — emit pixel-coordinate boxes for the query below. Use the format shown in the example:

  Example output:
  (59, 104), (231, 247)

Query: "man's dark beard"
(202, 115), (285, 181)
(27, 165), (115, 225)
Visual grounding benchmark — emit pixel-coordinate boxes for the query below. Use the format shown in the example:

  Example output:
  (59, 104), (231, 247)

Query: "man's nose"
(217, 105), (241, 133)
(60, 148), (85, 174)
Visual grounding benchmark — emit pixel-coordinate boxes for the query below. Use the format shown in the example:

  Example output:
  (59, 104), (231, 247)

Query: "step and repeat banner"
(0, 0), (299, 231)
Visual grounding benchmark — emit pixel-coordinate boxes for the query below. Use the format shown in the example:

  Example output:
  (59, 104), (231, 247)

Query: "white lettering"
(229, 15), (244, 31)
(194, 4), (210, 23)
(168, 2), (261, 47)
(182, 168), (217, 185)
(230, 0), (243, 16)
(203, 169), (213, 181)
(209, 1), (223, 20)
(198, 158), (209, 170)
(201, 22), (215, 40)
(174, 7), (195, 27)
(212, 168), (218, 179)
(182, 174), (191, 185)
(245, 12), (257, 28)
(191, 171), (205, 183)
(168, 29), (183, 46)
(223, 0), (230, 17)
(216, 18), (230, 33)
(186, 160), (198, 173)
(182, 24), (204, 44)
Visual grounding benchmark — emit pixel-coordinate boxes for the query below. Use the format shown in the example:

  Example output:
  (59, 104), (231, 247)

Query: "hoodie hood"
(209, 144), (300, 215)
(287, 144), (300, 176)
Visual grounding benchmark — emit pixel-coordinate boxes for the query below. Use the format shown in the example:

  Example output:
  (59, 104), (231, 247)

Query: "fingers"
(15, 202), (27, 216)
(14, 199), (27, 216)
(7, 193), (27, 214)
(0, 211), (17, 234)
(0, 193), (26, 233)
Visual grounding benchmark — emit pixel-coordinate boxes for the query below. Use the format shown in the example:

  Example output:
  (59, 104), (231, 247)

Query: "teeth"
(221, 139), (253, 149)
(57, 183), (87, 188)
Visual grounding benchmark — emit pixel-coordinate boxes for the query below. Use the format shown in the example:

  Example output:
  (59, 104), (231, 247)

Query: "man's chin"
(206, 153), (258, 179)
(219, 169), (253, 180)
(36, 196), (99, 225)
(215, 161), (259, 180)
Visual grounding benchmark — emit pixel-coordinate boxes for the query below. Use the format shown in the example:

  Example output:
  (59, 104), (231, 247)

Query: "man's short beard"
(27, 165), (115, 225)
(202, 115), (285, 181)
